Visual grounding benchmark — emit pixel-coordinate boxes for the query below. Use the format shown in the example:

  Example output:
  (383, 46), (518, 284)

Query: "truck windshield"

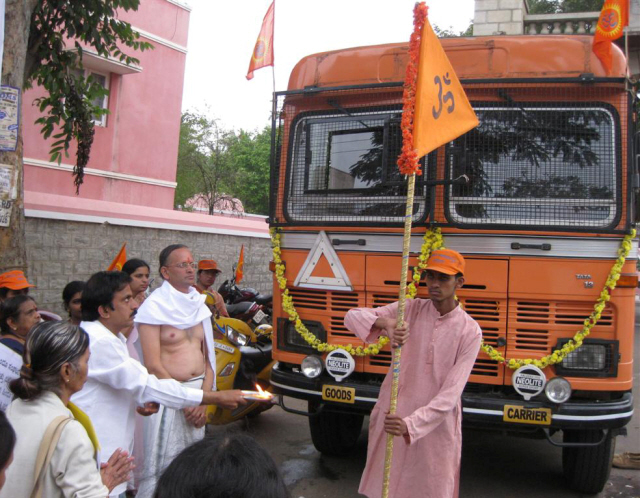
(446, 105), (619, 229)
(284, 110), (431, 225)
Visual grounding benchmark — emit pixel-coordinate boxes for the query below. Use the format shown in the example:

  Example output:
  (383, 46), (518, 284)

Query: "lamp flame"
(241, 384), (273, 401)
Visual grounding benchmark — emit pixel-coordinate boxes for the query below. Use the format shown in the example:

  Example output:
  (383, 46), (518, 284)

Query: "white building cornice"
(24, 157), (177, 189)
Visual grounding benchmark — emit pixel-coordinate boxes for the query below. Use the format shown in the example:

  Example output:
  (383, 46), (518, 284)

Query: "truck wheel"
(562, 429), (615, 494)
(308, 402), (364, 456)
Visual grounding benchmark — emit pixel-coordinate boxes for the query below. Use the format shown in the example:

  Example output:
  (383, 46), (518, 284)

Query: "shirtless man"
(134, 244), (217, 498)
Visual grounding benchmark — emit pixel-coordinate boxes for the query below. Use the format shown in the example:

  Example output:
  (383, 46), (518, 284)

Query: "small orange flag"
(593, 0), (628, 75)
(107, 243), (127, 271)
(413, 18), (478, 158)
(246, 1), (275, 80)
(235, 245), (245, 284)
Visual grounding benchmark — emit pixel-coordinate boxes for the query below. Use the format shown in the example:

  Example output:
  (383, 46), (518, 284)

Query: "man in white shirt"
(72, 271), (245, 498)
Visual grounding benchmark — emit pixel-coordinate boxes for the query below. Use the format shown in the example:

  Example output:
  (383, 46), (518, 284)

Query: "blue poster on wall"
(0, 86), (19, 152)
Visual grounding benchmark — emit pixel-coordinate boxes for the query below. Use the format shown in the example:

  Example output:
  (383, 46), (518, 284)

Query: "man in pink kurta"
(344, 249), (482, 498)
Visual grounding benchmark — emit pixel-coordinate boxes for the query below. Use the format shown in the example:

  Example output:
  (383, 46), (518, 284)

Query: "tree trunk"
(0, 0), (39, 271)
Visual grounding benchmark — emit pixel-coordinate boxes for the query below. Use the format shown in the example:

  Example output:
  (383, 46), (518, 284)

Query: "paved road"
(209, 313), (640, 498)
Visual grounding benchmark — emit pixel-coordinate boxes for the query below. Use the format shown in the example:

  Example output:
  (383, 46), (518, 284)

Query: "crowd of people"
(2, 244), (635, 498)
(0, 245), (290, 498)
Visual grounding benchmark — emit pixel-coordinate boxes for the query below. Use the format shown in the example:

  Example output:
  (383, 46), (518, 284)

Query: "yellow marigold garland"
(271, 227), (636, 367)
(407, 227), (444, 299)
(485, 229), (636, 370)
(270, 228), (389, 356)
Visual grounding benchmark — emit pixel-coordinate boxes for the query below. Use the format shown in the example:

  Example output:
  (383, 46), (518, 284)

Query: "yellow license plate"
(322, 385), (356, 404)
(503, 405), (552, 425)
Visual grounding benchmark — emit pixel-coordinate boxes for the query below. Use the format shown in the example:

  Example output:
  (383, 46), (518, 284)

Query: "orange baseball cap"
(426, 249), (465, 275)
(198, 259), (221, 273)
(0, 270), (35, 290)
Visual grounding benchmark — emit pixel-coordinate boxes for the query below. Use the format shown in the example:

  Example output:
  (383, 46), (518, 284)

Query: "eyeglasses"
(167, 262), (198, 270)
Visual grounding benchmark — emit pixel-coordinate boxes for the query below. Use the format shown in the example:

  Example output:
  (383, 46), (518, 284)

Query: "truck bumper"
(271, 362), (634, 430)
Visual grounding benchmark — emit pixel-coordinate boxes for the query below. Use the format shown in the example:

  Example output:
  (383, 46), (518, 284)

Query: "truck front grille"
(511, 300), (614, 352)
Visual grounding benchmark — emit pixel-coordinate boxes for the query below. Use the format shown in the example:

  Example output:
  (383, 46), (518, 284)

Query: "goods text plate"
(322, 384), (355, 404)
(503, 404), (552, 425)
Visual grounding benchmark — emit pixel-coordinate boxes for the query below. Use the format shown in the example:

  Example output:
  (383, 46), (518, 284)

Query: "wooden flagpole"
(381, 173), (416, 498)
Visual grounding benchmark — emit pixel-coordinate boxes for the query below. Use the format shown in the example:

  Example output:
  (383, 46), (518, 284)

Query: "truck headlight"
(554, 340), (619, 378)
(545, 377), (571, 403)
(301, 355), (324, 378)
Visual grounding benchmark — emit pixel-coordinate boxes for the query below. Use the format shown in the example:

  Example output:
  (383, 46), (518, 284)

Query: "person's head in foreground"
(10, 320), (90, 401)
(159, 244), (196, 293)
(424, 249), (465, 304)
(153, 432), (290, 498)
(62, 280), (86, 325)
(0, 270), (35, 302)
(0, 410), (15, 490)
(81, 271), (138, 332)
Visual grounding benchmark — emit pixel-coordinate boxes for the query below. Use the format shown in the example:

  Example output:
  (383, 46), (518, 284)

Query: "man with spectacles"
(134, 244), (218, 497)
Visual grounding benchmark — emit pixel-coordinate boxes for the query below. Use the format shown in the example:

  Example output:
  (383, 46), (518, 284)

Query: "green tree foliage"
(26, 0), (152, 191)
(226, 127), (271, 215)
(175, 111), (239, 214)
(527, 0), (603, 14)
(433, 23), (473, 38)
(175, 112), (271, 216)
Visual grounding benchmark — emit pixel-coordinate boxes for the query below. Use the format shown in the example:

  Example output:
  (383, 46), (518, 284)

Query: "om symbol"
(601, 10), (619, 31)
(432, 73), (455, 120)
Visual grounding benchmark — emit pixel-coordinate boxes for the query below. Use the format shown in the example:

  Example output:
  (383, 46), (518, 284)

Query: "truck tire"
(308, 402), (364, 456)
(562, 429), (615, 494)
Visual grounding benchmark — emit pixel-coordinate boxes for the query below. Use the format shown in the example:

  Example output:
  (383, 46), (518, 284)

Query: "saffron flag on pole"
(235, 245), (245, 284)
(413, 18), (478, 159)
(592, 0), (628, 75)
(107, 243), (127, 271)
(246, 1), (275, 80)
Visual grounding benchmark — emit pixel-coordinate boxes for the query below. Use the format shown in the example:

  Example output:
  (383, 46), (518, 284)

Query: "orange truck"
(268, 35), (638, 494)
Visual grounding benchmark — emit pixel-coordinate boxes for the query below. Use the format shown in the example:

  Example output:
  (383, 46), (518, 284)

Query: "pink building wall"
(22, 0), (190, 210)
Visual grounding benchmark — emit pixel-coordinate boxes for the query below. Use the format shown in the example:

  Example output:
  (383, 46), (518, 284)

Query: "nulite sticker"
(325, 349), (355, 382)
(512, 365), (546, 401)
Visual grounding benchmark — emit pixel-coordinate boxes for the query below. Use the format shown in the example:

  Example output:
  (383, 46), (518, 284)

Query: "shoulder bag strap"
(30, 415), (73, 498)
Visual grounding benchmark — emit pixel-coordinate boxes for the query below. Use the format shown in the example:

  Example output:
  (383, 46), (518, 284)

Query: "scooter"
(206, 317), (275, 425)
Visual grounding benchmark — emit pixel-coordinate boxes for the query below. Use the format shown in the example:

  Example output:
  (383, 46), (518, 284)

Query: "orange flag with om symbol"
(413, 18), (478, 159)
(107, 243), (127, 271)
(246, 1), (275, 80)
(593, 0), (628, 75)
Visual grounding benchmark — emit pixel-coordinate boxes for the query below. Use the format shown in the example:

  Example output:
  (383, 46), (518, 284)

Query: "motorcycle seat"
(254, 294), (272, 305)
(226, 301), (254, 315)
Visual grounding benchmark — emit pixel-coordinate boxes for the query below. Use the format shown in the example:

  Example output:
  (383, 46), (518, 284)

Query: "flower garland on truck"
(270, 227), (636, 367)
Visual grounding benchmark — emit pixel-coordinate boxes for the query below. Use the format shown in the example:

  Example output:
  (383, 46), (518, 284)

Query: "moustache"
(130, 309), (138, 319)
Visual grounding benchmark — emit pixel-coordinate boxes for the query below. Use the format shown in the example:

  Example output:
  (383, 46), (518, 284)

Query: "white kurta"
(71, 320), (203, 497)
(345, 299), (482, 498)
(1, 391), (108, 498)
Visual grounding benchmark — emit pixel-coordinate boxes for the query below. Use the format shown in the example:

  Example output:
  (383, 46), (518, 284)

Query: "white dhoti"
(136, 376), (206, 498)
